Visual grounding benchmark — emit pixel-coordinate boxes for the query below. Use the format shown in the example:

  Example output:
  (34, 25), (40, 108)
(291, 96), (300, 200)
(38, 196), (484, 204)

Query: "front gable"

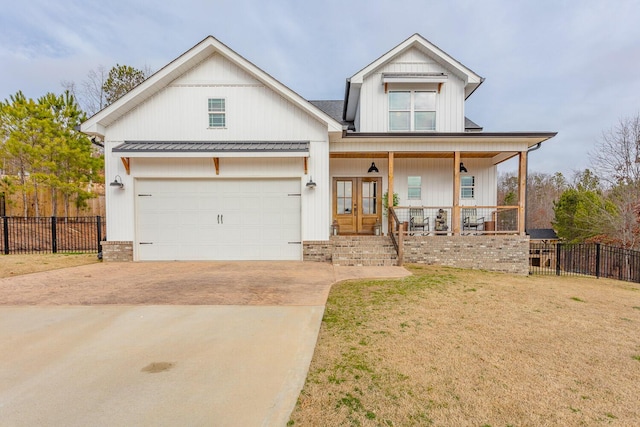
(81, 36), (342, 139)
(105, 52), (330, 142)
(344, 34), (483, 133)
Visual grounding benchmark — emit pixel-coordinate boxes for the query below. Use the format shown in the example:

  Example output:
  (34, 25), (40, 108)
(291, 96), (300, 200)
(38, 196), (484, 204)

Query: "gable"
(344, 34), (484, 122)
(105, 52), (330, 141)
(173, 52), (258, 86)
(81, 36), (342, 137)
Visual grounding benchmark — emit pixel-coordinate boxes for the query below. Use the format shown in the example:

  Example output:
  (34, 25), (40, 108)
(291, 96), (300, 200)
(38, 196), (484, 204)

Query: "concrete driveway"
(0, 261), (410, 426)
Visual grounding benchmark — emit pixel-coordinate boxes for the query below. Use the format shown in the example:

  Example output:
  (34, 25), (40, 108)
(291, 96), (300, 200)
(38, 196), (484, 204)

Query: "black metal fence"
(0, 216), (106, 254)
(530, 242), (640, 283)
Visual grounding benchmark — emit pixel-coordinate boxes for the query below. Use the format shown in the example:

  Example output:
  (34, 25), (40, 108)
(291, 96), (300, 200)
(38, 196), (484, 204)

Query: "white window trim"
(407, 176), (422, 200)
(461, 175), (475, 199)
(388, 90), (436, 132)
(207, 97), (226, 129)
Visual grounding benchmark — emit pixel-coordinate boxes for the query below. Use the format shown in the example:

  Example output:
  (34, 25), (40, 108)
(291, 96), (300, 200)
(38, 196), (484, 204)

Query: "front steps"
(331, 235), (399, 266)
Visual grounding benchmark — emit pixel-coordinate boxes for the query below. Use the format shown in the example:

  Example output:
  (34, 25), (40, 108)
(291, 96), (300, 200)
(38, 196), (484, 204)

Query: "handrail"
(388, 207), (404, 266)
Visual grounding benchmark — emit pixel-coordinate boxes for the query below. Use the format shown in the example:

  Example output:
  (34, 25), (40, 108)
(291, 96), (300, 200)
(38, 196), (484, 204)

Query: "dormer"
(343, 34), (484, 133)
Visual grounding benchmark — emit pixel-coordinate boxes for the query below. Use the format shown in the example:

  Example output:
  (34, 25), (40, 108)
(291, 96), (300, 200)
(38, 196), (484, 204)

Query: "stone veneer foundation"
(403, 235), (530, 274)
(304, 235), (530, 275)
(101, 241), (133, 262)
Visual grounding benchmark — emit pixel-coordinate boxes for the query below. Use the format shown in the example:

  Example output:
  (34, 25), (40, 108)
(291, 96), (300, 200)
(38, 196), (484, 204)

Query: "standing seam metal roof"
(112, 141), (310, 152)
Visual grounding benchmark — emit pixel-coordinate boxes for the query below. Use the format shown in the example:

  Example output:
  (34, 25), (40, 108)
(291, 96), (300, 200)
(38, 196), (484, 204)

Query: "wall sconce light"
(367, 162), (379, 173)
(306, 176), (317, 189)
(109, 175), (124, 189)
(459, 163), (468, 173)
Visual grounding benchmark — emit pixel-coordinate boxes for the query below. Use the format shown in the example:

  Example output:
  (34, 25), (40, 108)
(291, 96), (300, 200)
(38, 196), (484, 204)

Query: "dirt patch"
(0, 253), (99, 278)
(141, 362), (175, 373)
(290, 265), (640, 426)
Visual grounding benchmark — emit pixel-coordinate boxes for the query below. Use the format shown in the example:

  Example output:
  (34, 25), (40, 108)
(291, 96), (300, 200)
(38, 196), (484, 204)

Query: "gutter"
(341, 78), (351, 121)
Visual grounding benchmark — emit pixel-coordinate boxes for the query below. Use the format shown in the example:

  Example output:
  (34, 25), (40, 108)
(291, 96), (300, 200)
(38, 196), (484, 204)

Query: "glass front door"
(333, 177), (381, 234)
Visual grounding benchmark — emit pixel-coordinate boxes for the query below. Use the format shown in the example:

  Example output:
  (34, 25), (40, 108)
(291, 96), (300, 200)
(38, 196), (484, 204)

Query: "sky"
(1, 0), (639, 177)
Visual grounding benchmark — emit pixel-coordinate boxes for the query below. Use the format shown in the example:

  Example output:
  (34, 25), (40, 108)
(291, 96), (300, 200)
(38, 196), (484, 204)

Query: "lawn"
(289, 265), (640, 426)
(0, 253), (99, 278)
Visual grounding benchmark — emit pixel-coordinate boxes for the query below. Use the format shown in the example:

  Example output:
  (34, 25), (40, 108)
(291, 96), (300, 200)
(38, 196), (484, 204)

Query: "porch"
(329, 149), (529, 237)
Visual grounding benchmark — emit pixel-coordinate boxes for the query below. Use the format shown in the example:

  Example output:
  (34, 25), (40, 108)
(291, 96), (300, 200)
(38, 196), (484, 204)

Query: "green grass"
(570, 296), (585, 302)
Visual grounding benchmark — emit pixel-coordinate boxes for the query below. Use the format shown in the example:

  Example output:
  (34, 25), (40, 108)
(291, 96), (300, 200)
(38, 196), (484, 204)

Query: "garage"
(135, 178), (301, 261)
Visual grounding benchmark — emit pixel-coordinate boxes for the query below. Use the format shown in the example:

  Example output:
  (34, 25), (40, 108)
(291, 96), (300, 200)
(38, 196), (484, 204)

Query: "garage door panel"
(136, 179), (301, 261)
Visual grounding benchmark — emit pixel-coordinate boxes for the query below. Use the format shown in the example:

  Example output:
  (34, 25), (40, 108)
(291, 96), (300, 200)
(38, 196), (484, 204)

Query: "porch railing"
(388, 207), (404, 266)
(393, 206), (520, 235)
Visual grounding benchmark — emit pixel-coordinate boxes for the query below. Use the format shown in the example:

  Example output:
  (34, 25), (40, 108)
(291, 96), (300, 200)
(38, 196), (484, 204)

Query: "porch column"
(388, 151), (394, 234)
(452, 151), (461, 235)
(518, 150), (527, 235)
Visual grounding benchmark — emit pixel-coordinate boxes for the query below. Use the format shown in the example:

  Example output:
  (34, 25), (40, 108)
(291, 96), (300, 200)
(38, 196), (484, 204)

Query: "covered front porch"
(329, 149), (528, 237)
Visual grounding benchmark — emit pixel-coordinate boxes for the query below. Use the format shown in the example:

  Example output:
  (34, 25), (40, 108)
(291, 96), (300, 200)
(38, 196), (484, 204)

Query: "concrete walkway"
(0, 261), (410, 426)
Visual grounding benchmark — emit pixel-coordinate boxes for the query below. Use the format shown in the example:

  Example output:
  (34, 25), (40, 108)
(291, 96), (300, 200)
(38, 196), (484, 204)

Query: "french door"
(333, 177), (382, 234)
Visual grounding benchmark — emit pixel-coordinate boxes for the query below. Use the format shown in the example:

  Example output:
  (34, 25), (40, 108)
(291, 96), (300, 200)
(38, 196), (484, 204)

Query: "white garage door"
(135, 179), (301, 261)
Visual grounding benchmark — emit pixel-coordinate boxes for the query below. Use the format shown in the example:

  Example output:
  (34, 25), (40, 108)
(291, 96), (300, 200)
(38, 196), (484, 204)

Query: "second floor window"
(389, 91), (436, 131)
(208, 98), (226, 128)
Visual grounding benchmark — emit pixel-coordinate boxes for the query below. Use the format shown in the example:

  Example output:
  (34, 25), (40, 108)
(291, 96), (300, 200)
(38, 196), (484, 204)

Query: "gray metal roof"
(113, 141), (310, 153)
(464, 117), (483, 131)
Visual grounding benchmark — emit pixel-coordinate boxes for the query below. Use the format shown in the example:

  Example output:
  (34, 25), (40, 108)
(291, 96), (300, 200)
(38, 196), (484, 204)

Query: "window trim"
(407, 176), (422, 200)
(208, 97), (226, 128)
(388, 90), (436, 132)
(460, 175), (475, 199)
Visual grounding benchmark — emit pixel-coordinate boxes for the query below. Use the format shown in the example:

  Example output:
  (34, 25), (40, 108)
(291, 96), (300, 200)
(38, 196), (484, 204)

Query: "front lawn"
(289, 266), (640, 426)
(0, 253), (99, 278)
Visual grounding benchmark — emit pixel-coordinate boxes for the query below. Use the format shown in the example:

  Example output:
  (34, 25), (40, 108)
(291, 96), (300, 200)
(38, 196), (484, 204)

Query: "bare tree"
(590, 113), (640, 186)
(61, 65), (108, 117)
(587, 114), (640, 248)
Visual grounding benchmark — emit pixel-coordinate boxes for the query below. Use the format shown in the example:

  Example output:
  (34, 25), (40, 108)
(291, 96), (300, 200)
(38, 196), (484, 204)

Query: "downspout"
(525, 142), (542, 233)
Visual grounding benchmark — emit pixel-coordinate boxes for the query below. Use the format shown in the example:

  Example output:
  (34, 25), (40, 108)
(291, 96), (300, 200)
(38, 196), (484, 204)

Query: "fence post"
(3, 217), (8, 255)
(96, 216), (102, 254)
(555, 243), (561, 276)
(51, 216), (57, 254)
(595, 243), (601, 279)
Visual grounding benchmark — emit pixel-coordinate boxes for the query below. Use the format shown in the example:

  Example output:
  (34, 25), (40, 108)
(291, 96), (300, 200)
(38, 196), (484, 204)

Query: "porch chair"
(462, 208), (484, 233)
(409, 208), (430, 235)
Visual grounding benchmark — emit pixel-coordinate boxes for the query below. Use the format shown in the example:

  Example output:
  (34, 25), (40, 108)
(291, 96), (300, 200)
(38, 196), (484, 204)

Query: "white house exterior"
(82, 34), (556, 271)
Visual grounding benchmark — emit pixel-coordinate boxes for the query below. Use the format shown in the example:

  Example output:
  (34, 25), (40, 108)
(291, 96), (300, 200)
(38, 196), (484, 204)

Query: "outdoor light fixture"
(459, 163), (468, 173)
(110, 175), (124, 189)
(367, 162), (379, 173)
(306, 176), (317, 189)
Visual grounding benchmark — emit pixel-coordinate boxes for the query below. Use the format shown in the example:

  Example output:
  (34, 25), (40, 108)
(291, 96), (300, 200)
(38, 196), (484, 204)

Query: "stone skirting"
(101, 240), (133, 262)
(403, 235), (530, 275)
(303, 240), (334, 262)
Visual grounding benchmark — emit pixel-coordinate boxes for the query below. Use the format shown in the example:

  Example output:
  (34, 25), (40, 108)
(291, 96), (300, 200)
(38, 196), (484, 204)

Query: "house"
(81, 34), (556, 273)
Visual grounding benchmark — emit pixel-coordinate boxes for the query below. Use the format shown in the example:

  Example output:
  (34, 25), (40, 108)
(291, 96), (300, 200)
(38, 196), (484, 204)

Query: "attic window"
(208, 98), (226, 128)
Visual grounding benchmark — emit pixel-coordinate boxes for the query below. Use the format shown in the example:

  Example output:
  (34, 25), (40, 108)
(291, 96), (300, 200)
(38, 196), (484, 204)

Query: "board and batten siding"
(330, 158), (496, 209)
(103, 51), (332, 243)
(357, 47), (466, 133)
(106, 52), (328, 142)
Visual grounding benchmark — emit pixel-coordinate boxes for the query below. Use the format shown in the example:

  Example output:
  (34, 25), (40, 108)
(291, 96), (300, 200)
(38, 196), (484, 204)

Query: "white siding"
(358, 47), (466, 133)
(103, 52), (332, 243)
(106, 53), (327, 142)
(330, 158), (496, 208)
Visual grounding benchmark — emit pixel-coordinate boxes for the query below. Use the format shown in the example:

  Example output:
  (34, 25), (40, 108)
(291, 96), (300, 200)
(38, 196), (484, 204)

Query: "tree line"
(499, 114), (640, 250)
(0, 64), (149, 217)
